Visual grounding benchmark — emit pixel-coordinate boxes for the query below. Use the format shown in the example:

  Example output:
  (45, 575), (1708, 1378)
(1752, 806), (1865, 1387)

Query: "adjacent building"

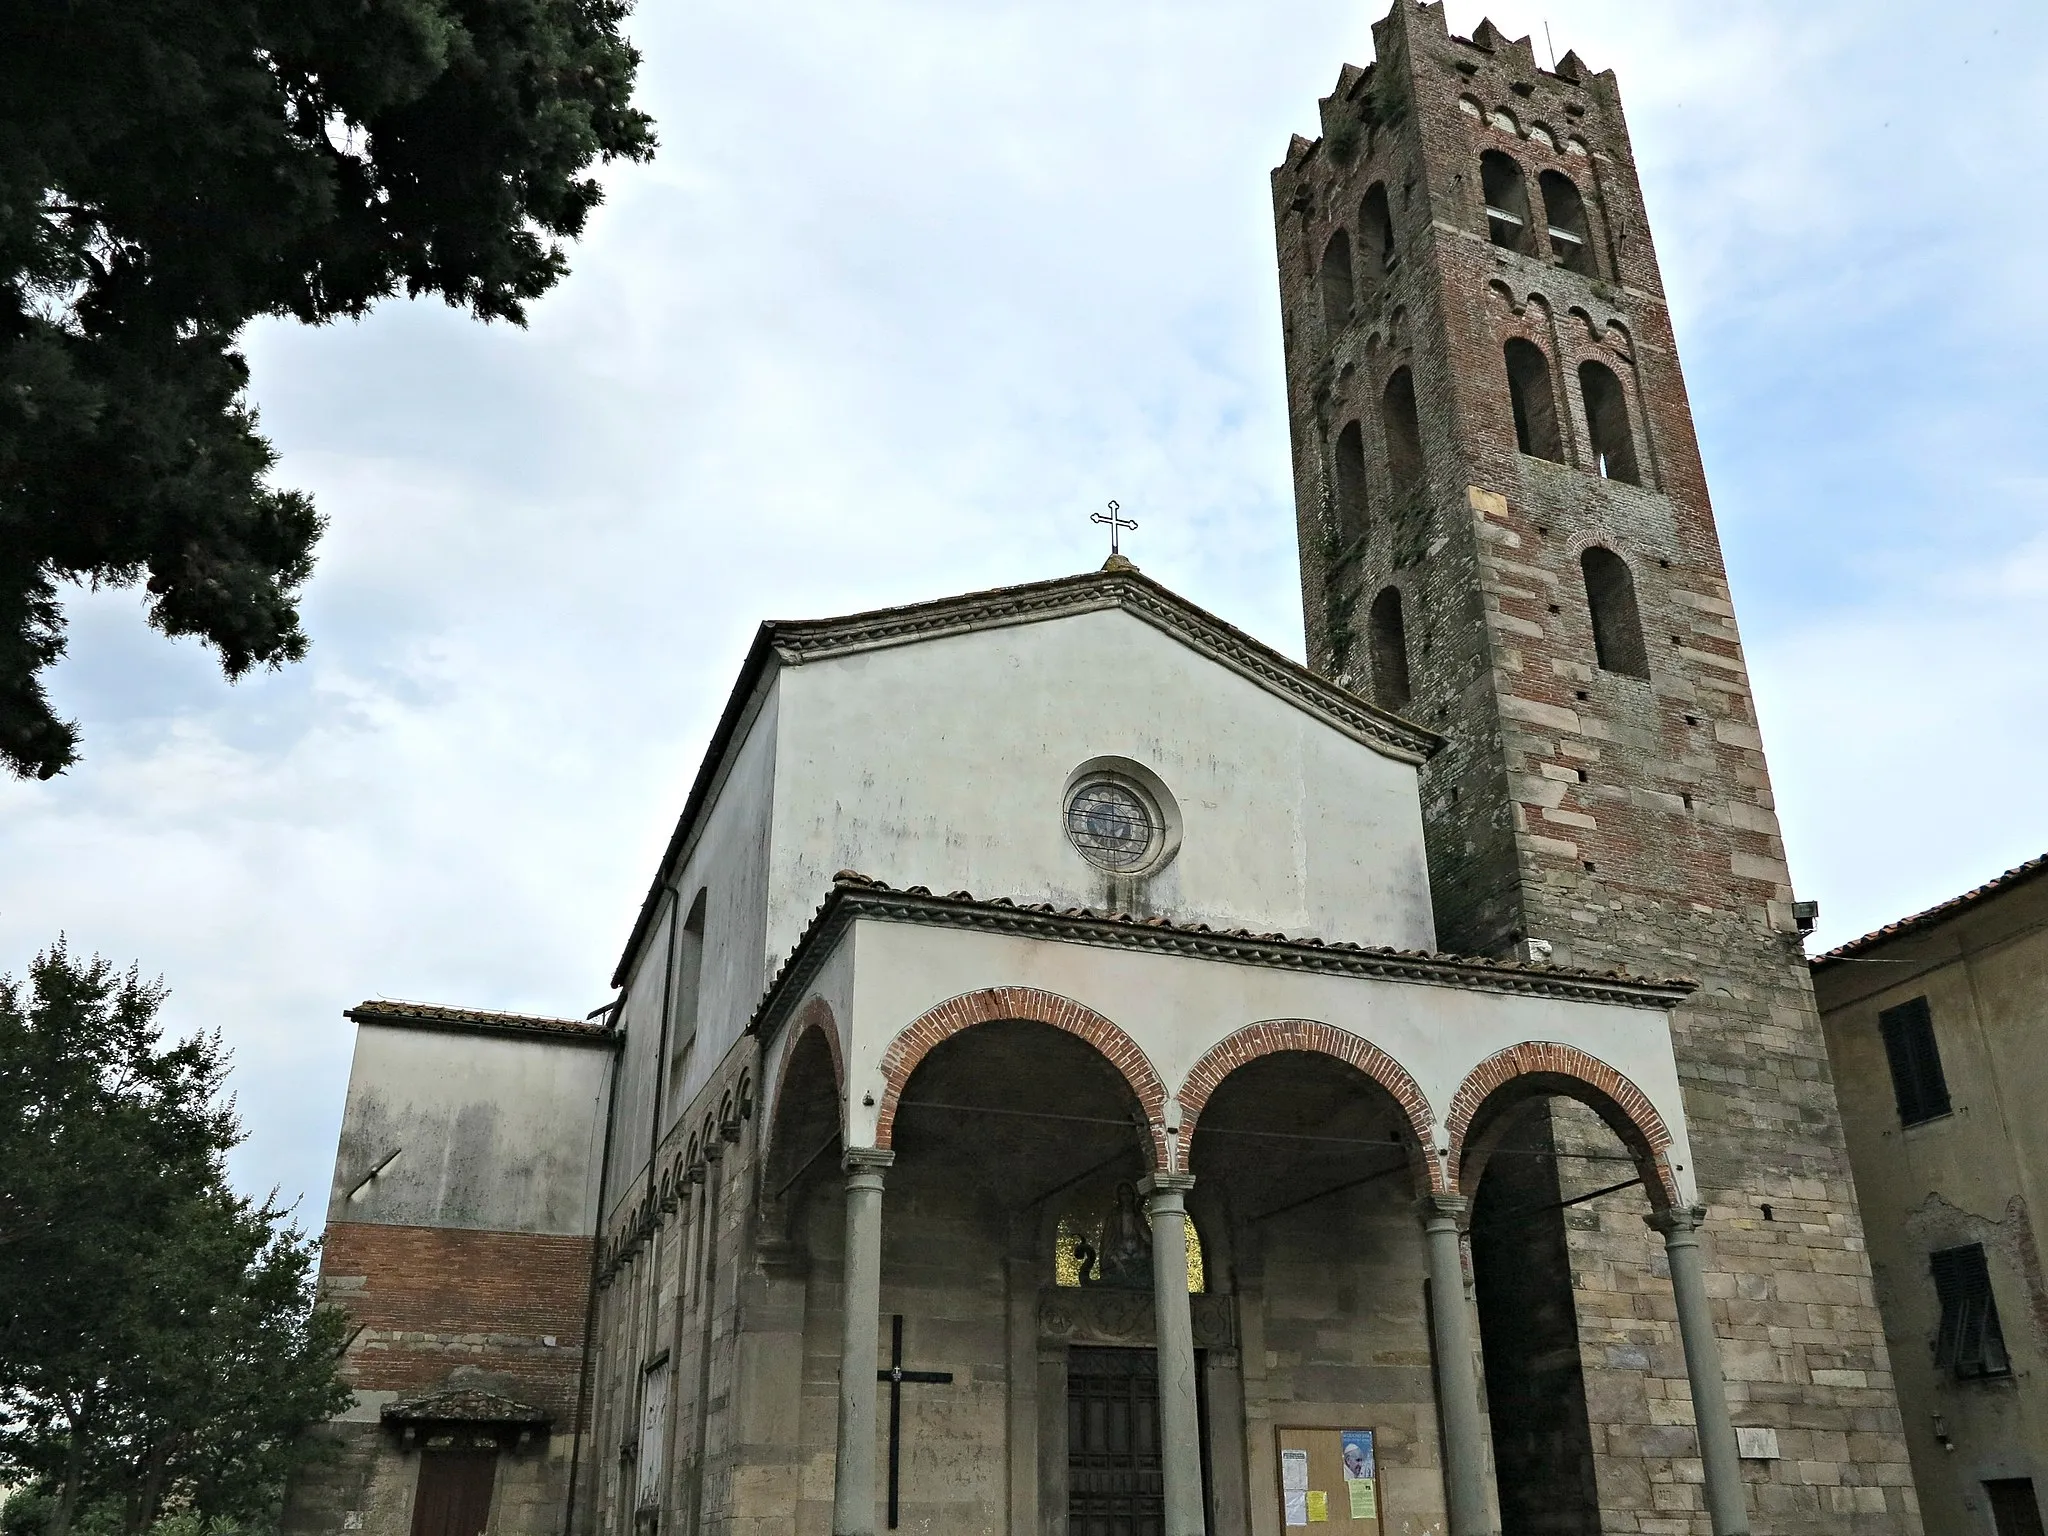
(1813, 856), (2048, 1536)
(283, 1003), (613, 1536)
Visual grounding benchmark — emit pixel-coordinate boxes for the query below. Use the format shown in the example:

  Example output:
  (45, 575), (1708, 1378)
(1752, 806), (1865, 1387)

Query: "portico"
(751, 873), (1745, 1536)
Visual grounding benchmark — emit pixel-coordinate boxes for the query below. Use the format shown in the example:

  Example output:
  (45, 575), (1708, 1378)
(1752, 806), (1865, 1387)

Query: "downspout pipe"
(563, 994), (626, 1536)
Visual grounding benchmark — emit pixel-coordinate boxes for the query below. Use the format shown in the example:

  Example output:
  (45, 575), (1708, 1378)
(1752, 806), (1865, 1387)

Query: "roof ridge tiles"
(1811, 849), (2048, 967)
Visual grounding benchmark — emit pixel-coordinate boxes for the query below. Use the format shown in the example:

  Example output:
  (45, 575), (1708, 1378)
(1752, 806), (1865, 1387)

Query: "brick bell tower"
(1274, 5), (1922, 1531)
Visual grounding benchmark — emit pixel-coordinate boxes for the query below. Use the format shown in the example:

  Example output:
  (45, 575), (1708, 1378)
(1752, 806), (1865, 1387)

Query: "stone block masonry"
(1271, 2), (1919, 1528)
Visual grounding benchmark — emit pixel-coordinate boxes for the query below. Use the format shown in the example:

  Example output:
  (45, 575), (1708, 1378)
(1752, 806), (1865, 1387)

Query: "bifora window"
(1065, 776), (1165, 874)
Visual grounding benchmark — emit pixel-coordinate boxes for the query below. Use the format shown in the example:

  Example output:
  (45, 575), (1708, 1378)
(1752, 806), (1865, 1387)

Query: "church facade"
(287, 5), (1924, 1536)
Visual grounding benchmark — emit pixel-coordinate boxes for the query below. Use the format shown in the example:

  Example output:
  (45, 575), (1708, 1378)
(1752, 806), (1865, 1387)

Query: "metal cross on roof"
(1091, 500), (1137, 559)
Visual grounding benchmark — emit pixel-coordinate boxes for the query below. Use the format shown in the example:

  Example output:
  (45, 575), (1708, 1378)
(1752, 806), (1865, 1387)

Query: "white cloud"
(4, 0), (2045, 1207)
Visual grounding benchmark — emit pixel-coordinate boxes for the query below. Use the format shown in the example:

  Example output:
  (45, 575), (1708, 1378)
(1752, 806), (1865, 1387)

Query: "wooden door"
(1067, 1347), (1163, 1536)
(1989, 1480), (2046, 1536)
(410, 1446), (498, 1536)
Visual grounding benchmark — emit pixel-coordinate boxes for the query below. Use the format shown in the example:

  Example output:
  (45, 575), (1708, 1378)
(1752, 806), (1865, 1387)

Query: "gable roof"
(1810, 850), (2048, 971)
(609, 564), (1441, 988)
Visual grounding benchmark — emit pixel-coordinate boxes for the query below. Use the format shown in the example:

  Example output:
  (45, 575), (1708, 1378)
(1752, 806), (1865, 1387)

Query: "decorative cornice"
(345, 1000), (617, 1048)
(749, 874), (1696, 1045)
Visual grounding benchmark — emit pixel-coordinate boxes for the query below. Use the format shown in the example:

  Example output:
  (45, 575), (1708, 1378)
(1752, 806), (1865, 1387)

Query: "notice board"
(1275, 1427), (1381, 1531)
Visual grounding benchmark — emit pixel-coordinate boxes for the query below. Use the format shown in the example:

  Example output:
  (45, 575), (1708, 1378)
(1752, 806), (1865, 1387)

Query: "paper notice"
(1347, 1479), (1377, 1520)
(1282, 1449), (1310, 1527)
(1306, 1489), (1328, 1522)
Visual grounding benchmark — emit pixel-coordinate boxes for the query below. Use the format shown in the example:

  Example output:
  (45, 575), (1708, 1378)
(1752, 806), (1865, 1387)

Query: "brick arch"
(1175, 1019), (1442, 1187)
(875, 987), (1169, 1169)
(1446, 1042), (1678, 1207)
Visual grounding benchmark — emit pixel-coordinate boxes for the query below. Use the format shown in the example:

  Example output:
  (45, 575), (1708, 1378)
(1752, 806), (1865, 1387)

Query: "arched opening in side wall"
(1454, 1069), (1675, 1536)
(760, 1021), (842, 1240)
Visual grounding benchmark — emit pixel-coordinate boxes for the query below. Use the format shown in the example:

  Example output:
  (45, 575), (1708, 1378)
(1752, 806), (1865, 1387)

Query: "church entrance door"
(408, 1445), (497, 1536)
(1067, 1346), (1163, 1536)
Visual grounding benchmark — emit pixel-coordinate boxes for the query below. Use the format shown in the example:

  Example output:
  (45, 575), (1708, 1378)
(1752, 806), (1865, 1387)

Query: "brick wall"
(321, 1220), (594, 1422)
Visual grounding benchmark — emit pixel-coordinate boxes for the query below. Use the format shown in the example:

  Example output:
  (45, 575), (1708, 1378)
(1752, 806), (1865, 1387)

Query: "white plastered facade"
(797, 917), (1699, 1203)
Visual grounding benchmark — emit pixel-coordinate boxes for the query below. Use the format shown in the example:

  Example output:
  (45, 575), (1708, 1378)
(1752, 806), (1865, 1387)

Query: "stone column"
(1141, 1173), (1204, 1536)
(1648, 1206), (1749, 1536)
(832, 1148), (892, 1536)
(1419, 1194), (1492, 1536)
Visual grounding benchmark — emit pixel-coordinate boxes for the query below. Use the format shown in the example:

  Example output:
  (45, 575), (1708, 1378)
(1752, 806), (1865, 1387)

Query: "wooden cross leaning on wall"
(877, 1314), (953, 1529)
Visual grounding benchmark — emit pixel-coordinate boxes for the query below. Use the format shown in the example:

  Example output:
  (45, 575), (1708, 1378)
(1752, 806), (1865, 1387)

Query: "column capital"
(843, 1146), (895, 1177)
(1645, 1203), (1708, 1238)
(1139, 1172), (1196, 1203)
(1415, 1192), (1469, 1230)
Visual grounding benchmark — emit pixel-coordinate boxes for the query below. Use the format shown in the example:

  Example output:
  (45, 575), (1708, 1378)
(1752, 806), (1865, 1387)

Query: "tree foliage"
(0, 943), (351, 1536)
(0, 0), (656, 779)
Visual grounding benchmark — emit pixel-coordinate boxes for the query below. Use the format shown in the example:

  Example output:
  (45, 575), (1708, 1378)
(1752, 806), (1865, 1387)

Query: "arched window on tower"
(1579, 361), (1639, 484)
(1333, 420), (1370, 548)
(1503, 339), (1563, 461)
(1319, 228), (1355, 335)
(1368, 586), (1412, 710)
(1381, 367), (1424, 499)
(1539, 170), (1596, 275)
(1480, 151), (1534, 254)
(1360, 183), (1397, 279)
(1581, 547), (1649, 679)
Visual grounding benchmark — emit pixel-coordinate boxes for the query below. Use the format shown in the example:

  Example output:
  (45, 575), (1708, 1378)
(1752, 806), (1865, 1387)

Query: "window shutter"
(637, 1361), (670, 1509)
(1879, 996), (1951, 1125)
(1931, 1244), (2009, 1379)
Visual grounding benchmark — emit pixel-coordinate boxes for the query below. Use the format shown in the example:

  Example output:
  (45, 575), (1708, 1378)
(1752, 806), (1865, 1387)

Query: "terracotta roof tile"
(1810, 851), (2048, 970)
(748, 871), (1696, 1039)
(345, 999), (613, 1042)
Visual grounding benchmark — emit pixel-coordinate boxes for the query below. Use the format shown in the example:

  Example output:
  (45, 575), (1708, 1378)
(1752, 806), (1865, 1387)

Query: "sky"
(3, 0), (2045, 1215)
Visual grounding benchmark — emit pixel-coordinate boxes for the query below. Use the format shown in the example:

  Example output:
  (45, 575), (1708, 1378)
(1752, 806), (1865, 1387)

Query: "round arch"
(767, 998), (843, 1123)
(1445, 1041), (1678, 1207)
(760, 998), (846, 1208)
(874, 986), (1169, 1169)
(1176, 1019), (1442, 1189)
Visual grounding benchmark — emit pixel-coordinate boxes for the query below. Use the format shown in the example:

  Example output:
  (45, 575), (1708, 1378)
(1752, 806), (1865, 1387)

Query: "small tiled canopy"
(381, 1389), (550, 1428)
